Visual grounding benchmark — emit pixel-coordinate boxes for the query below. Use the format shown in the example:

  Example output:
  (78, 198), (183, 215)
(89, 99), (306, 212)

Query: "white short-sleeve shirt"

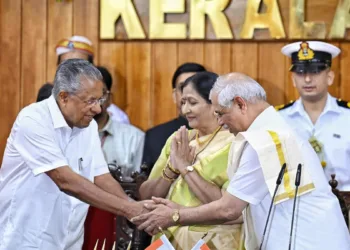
(99, 117), (145, 177)
(227, 142), (350, 250)
(0, 95), (109, 250)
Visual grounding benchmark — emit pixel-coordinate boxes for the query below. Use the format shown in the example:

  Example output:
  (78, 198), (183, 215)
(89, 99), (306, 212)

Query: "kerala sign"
(100, 0), (350, 40)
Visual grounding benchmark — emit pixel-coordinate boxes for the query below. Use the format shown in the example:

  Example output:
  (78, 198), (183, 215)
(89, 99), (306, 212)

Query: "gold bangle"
(162, 168), (176, 182)
(164, 165), (179, 179)
(167, 163), (180, 174)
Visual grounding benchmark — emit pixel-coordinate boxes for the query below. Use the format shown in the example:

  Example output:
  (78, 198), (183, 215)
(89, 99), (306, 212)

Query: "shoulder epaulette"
(275, 101), (295, 111)
(336, 99), (350, 109)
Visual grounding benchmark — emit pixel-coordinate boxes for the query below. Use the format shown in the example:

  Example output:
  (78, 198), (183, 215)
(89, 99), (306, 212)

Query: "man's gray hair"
(210, 73), (266, 107)
(52, 59), (102, 99)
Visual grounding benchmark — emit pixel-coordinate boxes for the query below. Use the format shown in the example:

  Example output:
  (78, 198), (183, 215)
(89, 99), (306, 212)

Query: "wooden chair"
(329, 174), (350, 231)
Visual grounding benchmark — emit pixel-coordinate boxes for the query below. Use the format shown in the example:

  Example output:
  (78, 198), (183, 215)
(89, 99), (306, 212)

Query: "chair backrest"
(110, 163), (150, 250)
(329, 174), (350, 230)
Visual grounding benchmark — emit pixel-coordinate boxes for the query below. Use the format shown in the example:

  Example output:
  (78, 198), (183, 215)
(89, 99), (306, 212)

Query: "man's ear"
(58, 91), (69, 105)
(172, 88), (176, 104)
(234, 96), (247, 111)
(327, 70), (335, 87)
(291, 73), (297, 88)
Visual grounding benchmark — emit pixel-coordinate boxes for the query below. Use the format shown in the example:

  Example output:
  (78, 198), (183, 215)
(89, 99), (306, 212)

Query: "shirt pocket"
(326, 133), (349, 169)
(78, 155), (94, 181)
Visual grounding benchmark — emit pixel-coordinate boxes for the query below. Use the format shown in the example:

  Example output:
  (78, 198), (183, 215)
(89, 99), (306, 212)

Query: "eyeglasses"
(71, 92), (108, 107)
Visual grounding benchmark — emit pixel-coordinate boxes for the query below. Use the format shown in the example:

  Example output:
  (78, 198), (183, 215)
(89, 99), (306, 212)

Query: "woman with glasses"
(139, 72), (243, 250)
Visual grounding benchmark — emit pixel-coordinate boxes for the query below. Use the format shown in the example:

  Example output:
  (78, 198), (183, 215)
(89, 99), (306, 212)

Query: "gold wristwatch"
(172, 209), (180, 223)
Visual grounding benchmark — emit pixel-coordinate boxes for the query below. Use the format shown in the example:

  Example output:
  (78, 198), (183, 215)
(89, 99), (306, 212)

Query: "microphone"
(288, 164), (302, 250)
(259, 163), (287, 250)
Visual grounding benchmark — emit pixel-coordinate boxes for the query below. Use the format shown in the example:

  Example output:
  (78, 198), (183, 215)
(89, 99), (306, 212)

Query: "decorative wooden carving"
(329, 174), (350, 228)
(109, 163), (150, 250)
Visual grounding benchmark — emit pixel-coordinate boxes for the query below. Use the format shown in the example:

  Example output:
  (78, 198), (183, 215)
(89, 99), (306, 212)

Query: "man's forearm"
(95, 173), (130, 200)
(47, 167), (139, 219)
(178, 193), (243, 226)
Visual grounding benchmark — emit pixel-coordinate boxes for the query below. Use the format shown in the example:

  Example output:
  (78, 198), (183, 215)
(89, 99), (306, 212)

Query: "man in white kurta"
(226, 106), (349, 249)
(131, 73), (350, 250)
(0, 59), (145, 250)
(0, 95), (108, 249)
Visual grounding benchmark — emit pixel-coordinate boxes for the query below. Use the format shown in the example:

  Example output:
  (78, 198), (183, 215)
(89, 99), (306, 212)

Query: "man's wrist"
(125, 201), (141, 220)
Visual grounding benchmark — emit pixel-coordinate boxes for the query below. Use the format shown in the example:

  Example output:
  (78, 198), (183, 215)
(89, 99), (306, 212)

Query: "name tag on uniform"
(333, 134), (341, 139)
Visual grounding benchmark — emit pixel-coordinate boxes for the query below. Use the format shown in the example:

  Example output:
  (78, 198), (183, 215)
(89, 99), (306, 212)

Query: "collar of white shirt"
(248, 106), (284, 131)
(98, 115), (114, 136)
(286, 94), (341, 116)
(47, 95), (71, 129)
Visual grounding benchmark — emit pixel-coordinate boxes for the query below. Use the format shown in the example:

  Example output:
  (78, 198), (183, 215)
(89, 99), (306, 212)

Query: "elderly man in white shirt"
(0, 59), (147, 250)
(132, 73), (350, 250)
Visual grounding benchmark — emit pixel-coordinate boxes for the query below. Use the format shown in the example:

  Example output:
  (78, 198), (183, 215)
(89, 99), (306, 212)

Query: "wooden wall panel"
(204, 42), (231, 74)
(21, 0), (47, 107)
(151, 42), (178, 126)
(340, 44), (350, 100)
(231, 43), (258, 79)
(329, 42), (340, 97)
(178, 42), (204, 65)
(98, 42), (127, 110)
(126, 43), (151, 130)
(284, 56), (299, 102)
(47, 0), (73, 81)
(73, 0), (100, 65)
(0, 0), (21, 160)
(258, 43), (286, 105)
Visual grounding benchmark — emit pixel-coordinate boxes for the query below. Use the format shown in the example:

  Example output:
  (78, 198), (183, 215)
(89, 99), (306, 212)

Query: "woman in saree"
(139, 72), (243, 250)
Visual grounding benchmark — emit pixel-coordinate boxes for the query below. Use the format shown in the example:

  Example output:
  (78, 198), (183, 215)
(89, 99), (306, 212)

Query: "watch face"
(187, 166), (194, 171)
(173, 213), (179, 222)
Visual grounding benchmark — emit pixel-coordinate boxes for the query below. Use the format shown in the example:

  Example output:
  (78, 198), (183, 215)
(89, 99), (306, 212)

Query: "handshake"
(127, 197), (183, 235)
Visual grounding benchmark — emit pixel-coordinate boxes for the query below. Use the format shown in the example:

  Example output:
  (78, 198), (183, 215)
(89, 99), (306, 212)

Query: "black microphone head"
(295, 163), (302, 186)
(276, 163), (287, 185)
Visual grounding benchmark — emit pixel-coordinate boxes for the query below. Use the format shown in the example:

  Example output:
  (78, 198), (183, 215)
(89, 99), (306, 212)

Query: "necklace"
(191, 126), (222, 164)
(195, 126), (222, 146)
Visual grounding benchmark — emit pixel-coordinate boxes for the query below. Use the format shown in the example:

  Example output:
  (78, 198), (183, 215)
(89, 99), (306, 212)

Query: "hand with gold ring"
(131, 202), (175, 235)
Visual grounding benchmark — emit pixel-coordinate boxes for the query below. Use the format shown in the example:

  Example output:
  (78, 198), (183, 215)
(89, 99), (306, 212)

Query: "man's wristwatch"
(172, 209), (180, 223)
(182, 165), (194, 177)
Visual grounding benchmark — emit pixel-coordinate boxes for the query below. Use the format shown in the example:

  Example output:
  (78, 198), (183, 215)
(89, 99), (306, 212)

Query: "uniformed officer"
(277, 41), (350, 191)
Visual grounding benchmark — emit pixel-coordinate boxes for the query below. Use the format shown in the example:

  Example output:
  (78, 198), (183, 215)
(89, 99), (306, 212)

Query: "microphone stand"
(288, 164), (302, 250)
(259, 163), (287, 250)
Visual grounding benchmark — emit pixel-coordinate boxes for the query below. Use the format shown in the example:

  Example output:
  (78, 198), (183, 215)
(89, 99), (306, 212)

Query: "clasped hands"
(131, 197), (184, 235)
